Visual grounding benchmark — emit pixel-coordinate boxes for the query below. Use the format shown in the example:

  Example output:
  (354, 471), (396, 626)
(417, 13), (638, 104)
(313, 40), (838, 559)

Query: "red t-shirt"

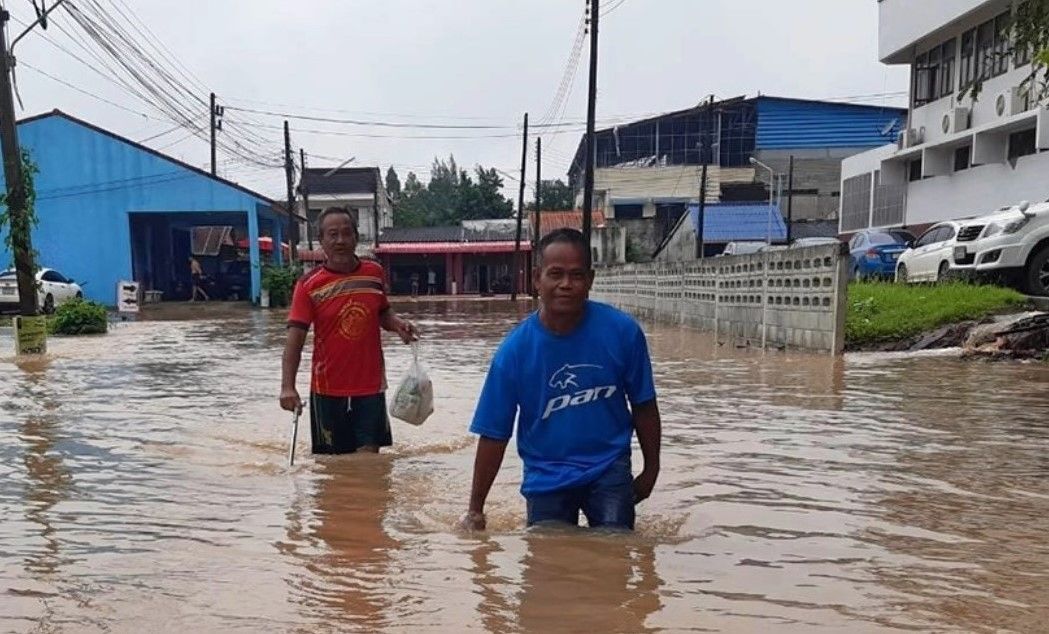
(287, 260), (390, 397)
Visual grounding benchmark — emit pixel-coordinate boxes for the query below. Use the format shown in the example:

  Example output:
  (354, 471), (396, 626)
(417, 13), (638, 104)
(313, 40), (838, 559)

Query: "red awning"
(375, 241), (532, 255)
(236, 236), (290, 256)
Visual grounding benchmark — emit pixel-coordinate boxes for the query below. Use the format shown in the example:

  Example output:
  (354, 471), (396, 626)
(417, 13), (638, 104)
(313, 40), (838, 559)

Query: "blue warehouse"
(0, 110), (292, 306)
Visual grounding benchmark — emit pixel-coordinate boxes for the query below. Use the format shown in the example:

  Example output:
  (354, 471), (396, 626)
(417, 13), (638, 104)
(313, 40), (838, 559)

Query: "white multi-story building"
(841, 0), (1049, 234)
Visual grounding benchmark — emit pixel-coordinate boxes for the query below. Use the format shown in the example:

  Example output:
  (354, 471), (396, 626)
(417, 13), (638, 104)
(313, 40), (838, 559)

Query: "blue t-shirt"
(470, 301), (657, 495)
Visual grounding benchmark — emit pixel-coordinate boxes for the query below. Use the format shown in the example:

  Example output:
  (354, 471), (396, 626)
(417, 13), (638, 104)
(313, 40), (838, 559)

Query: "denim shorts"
(525, 453), (635, 530)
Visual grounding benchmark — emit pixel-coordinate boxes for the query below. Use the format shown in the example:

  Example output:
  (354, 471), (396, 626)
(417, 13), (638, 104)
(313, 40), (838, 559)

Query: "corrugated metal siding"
(688, 202), (788, 242)
(755, 98), (905, 150)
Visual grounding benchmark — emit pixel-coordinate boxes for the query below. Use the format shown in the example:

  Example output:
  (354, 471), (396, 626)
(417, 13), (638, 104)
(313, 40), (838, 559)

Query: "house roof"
(462, 218), (529, 242)
(379, 226), (463, 243)
(530, 210), (606, 237)
(15, 109), (291, 215)
(302, 167), (380, 196)
(689, 202), (788, 243)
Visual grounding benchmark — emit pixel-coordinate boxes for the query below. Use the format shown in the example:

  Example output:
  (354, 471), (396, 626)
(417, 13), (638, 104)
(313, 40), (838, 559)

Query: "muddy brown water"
(2, 300), (1049, 633)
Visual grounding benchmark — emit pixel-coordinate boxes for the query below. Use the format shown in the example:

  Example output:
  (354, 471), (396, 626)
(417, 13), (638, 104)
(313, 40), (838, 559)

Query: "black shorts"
(309, 392), (393, 454)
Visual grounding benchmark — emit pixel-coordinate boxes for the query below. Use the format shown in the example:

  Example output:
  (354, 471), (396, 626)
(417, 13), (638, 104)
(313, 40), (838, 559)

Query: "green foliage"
(964, 1), (1049, 102)
(845, 281), (1026, 347)
(385, 166), (402, 202)
(526, 179), (576, 212)
(261, 264), (301, 307)
(0, 150), (40, 270)
(48, 297), (108, 335)
(392, 155), (515, 228)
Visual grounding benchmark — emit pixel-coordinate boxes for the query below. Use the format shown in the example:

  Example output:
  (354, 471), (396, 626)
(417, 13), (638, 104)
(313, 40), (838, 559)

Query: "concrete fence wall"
(591, 243), (849, 354)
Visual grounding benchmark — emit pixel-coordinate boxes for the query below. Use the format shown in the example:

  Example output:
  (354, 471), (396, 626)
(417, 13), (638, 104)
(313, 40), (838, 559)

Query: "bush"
(261, 264), (301, 308)
(49, 297), (108, 335)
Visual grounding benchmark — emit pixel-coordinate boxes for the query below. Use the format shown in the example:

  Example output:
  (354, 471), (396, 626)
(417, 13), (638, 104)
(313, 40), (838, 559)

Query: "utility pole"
(581, 0), (600, 267)
(786, 155), (795, 244)
(1, 5), (44, 354)
(532, 137), (541, 299)
(695, 96), (715, 260)
(511, 113), (528, 301)
(299, 148), (313, 251)
(283, 120), (297, 262)
(209, 92), (217, 175)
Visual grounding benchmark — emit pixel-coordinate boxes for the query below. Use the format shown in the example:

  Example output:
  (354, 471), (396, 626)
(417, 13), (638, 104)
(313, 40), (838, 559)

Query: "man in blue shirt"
(461, 228), (662, 531)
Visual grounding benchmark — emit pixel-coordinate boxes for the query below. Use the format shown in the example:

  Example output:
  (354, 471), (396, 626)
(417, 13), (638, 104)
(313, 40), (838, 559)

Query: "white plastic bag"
(390, 343), (434, 426)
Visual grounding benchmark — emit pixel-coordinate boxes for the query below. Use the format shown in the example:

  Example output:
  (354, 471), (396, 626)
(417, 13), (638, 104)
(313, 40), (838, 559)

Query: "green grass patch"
(846, 281), (1027, 348)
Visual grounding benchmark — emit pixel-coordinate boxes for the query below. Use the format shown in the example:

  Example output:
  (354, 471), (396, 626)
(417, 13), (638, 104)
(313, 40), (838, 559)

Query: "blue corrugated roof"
(754, 97), (904, 150)
(689, 202), (787, 243)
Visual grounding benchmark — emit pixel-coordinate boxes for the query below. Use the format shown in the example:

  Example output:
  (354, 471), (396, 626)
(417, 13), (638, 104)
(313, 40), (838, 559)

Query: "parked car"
(954, 200), (1049, 296)
(0, 268), (84, 314)
(721, 241), (767, 256)
(847, 229), (915, 280)
(895, 220), (965, 283)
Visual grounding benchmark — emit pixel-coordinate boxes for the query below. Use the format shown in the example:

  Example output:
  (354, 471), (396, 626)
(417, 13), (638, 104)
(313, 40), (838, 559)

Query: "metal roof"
(689, 202), (788, 243)
(754, 97), (904, 150)
(301, 167), (380, 196)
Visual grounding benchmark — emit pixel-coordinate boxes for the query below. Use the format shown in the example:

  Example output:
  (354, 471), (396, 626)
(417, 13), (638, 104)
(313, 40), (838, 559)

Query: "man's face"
(533, 241), (593, 315)
(319, 213), (358, 259)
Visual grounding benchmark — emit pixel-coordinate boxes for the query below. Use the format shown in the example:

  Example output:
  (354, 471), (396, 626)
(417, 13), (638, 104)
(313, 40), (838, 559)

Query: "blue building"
(0, 110), (292, 305)
(567, 96), (906, 260)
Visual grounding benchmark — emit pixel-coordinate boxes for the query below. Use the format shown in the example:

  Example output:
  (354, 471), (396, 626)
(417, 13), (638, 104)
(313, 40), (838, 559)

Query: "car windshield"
(0, 270), (15, 279)
(868, 232), (909, 246)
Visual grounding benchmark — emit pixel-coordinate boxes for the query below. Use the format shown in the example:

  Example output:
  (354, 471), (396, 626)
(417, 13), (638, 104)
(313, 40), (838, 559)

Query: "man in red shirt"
(280, 207), (416, 454)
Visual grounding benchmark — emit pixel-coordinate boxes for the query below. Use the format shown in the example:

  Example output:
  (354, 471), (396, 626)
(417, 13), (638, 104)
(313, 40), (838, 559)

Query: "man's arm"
(461, 436), (509, 530)
(631, 399), (661, 504)
(279, 326), (307, 412)
(380, 306), (418, 344)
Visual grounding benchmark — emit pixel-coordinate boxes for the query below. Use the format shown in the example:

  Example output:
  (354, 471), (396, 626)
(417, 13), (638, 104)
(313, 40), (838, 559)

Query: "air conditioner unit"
(904, 127), (925, 147)
(896, 130), (906, 150)
(996, 87), (1032, 117)
(942, 106), (971, 134)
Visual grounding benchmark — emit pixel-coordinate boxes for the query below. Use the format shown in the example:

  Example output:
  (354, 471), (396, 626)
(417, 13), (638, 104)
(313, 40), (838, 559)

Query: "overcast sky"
(11, 0), (908, 201)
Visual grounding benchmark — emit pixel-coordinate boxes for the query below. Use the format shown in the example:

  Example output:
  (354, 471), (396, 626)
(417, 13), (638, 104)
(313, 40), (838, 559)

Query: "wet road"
(2, 300), (1049, 633)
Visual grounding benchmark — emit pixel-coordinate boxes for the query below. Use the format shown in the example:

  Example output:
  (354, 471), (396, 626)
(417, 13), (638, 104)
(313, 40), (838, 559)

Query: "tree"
(964, 1), (1049, 102)
(391, 155), (515, 227)
(385, 166), (401, 202)
(526, 179), (575, 211)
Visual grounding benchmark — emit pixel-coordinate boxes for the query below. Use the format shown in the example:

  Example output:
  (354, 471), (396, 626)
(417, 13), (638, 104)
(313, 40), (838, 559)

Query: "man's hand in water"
(279, 387), (302, 413)
(633, 468), (658, 504)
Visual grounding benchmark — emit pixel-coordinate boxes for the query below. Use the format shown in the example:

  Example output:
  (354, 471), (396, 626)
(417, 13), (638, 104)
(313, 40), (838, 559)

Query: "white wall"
(879, 0), (996, 63)
(906, 150), (1049, 223)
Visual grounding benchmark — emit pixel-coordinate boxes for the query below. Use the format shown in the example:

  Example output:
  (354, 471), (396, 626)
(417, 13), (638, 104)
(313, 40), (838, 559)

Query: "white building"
(297, 167), (393, 255)
(841, 0), (1049, 234)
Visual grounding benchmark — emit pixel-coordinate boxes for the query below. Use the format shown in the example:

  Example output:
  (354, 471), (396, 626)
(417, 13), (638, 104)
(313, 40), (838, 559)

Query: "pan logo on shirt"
(337, 300), (370, 340)
(543, 363), (616, 420)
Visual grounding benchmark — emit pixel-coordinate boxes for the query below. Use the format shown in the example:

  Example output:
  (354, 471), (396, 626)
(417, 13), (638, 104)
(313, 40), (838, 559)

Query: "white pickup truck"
(952, 200), (1049, 296)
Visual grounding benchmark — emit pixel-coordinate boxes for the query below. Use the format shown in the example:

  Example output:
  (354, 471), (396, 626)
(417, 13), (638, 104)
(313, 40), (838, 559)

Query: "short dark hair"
(317, 206), (358, 236)
(536, 228), (588, 268)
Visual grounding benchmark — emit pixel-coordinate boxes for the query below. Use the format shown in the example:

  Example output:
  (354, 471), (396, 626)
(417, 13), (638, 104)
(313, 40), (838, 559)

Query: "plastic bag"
(390, 343), (434, 426)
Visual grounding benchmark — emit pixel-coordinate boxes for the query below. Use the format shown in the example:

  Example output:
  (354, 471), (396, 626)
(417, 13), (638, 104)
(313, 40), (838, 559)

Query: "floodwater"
(2, 300), (1049, 633)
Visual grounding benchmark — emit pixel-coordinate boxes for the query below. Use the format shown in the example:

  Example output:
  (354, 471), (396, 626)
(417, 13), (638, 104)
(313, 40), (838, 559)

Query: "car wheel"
(897, 263), (909, 284)
(43, 294), (55, 314)
(76, 291), (83, 299)
(1023, 244), (1049, 296)
(852, 265), (861, 281)
(937, 261), (950, 283)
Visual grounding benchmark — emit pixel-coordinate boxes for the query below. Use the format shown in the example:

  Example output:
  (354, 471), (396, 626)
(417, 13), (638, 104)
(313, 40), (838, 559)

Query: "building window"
(993, 11), (1012, 76)
(940, 39), (956, 97)
(977, 18), (997, 80)
(954, 145), (972, 172)
(913, 51), (933, 106)
(960, 29), (976, 89)
(1008, 128), (1037, 160)
(1015, 2), (1035, 67)
(908, 157), (923, 182)
(613, 204), (644, 220)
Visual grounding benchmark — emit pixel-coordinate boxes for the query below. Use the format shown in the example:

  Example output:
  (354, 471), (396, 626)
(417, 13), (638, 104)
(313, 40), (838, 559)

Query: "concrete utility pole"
(1, 2), (59, 354)
(786, 155), (795, 244)
(581, 0), (600, 267)
(299, 148), (312, 251)
(532, 137), (541, 299)
(283, 120), (297, 262)
(209, 92), (223, 176)
(511, 113), (528, 301)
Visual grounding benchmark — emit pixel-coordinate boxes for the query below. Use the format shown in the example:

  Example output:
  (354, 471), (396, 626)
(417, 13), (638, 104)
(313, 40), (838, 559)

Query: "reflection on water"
(2, 299), (1049, 632)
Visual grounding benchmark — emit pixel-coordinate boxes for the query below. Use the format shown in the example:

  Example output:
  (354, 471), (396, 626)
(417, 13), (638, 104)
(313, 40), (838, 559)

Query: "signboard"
(14, 315), (47, 356)
(117, 281), (140, 314)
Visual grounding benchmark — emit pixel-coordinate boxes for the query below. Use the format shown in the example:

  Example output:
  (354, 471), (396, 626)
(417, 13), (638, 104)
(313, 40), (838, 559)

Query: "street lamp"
(749, 157), (776, 246)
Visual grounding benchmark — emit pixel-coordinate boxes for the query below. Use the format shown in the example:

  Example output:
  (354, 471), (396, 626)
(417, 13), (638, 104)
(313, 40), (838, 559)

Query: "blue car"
(848, 229), (916, 280)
